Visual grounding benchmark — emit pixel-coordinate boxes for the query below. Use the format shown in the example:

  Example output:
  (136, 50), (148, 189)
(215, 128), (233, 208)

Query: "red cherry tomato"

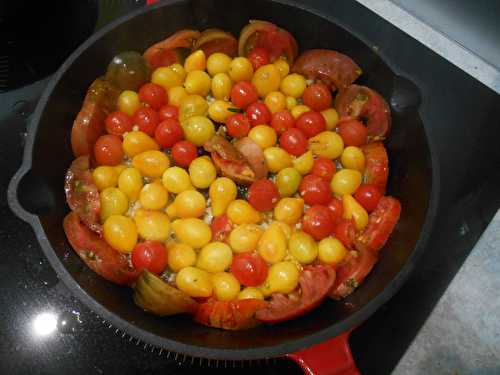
(231, 253), (268, 287)
(138, 83), (167, 110)
(230, 81), (259, 109)
(226, 113), (251, 138)
(132, 107), (160, 136)
(94, 134), (123, 166)
(296, 111), (326, 138)
(354, 184), (382, 212)
(271, 109), (295, 134)
(279, 128), (308, 156)
(211, 215), (232, 242)
(302, 83), (333, 111)
(158, 104), (179, 121)
(172, 140), (198, 167)
(248, 179), (280, 211)
(248, 47), (270, 70)
(105, 111), (133, 136)
(334, 219), (356, 248)
(246, 101), (271, 127)
(298, 174), (331, 205)
(154, 119), (184, 148)
(311, 157), (336, 181)
(338, 118), (368, 147)
(302, 205), (335, 240)
(131, 241), (168, 274)
(327, 197), (344, 223)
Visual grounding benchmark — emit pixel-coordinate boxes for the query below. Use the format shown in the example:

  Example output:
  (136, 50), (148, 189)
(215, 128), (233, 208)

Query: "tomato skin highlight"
(279, 128), (308, 156)
(158, 105), (179, 121)
(354, 184), (382, 212)
(231, 253), (268, 287)
(302, 205), (335, 240)
(299, 174), (332, 205)
(211, 215), (232, 242)
(246, 102), (271, 127)
(248, 179), (280, 211)
(248, 47), (270, 70)
(311, 157), (336, 181)
(172, 140), (198, 167)
(132, 107), (160, 136)
(105, 111), (133, 136)
(327, 197), (344, 223)
(296, 111), (326, 138)
(302, 83), (332, 111)
(338, 118), (368, 147)
(231, 81), (259, 109)
(131, 241), (168, 274)
(94, 134), (124, 166)
(271, 109), (295, 134)
(154, 119), (184, 148)
(226, 114), (251, 138)
(138, 83), (167, 110)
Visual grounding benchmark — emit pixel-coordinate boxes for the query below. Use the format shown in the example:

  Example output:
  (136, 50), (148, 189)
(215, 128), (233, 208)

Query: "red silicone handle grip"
(286, 331), (360, 375)
(146, 0), (158, 4)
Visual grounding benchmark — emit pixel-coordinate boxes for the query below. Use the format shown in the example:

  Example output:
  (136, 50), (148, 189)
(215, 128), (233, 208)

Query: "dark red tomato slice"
(338, 118), (368, 147)
(63, 212), (139, 285)
(246, 101), (271, 127)
(143, 30), (200, 68)
(299, 174), (332, 206)
(131, 241), (168, 275)
(211, 215), (232, 242)
(132, 107), (160, 136)
(65, 156), (101, 234)
(271, 109), (295, 134)
(354, 184), (382, 212)
(333, 219), (356, 249)
(248, 179), (280, 211)
(311, 157), (336, 182)
(248, 47), (270, 70)
(296, 111), (326, 138)
(361, 142), (389, 193)
(154, 118), (184, 148)
(231, 253), (268, 287)
(192, 28), (238, 58)
(105, 111), (132, 136)
(335, 84), (391, 139)
(238, 20), (298, 63)
(172, 140), (197, 167)
(292, 49), (361, 91)
(355, 196), (401, 253)
(194, 299), (268, 330)
(302, 83), (333, 111)
(302, 205), (335, 240)
(138, 83), (166, 110)
(226, 113), (251, 138)
(234, 137), (268, 181)
(158, 105), (179, 121)
(279, 128), (308, 156)
(256, 265), (335, 323)
(94, 134), (124, 166)
(327, 197), (344, 224)
(230, 81), (259, 109)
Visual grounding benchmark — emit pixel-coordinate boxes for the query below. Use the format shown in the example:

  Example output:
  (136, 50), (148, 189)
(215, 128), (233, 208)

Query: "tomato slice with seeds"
(143, 29), (200, 68)
(361, 142), (389, 193)
(211, 215), (232, 242)
(192, 28), (238, 57)
(194, 299), (268, 330)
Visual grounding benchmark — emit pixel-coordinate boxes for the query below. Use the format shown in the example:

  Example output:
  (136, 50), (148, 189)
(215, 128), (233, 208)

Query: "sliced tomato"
(194, 299), (268, 330)
(234, 137), (268, 180)
(211, 215), (232, 242)
(63, 212), (140, 285)
(256, 265), (336, 323)
(238, 20), (298, 63)
(335, 84), (391, 139)
(192, 28), (238, 57)
(355, 196), (401, 253)
(64, 156), (101, 234)
(292, 49), (361, 92)
(143, 29), (200, 68)
(361, 142), (389, 193)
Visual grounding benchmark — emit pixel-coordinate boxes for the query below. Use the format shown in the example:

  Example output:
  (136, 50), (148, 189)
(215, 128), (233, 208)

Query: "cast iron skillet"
(8, 0), (438, 372)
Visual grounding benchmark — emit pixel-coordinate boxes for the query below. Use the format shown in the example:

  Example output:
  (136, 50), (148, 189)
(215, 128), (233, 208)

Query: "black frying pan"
(7, 0), (438, 372)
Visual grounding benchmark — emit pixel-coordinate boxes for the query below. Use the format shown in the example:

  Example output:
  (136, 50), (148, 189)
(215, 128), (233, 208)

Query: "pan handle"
(286, 331), (360, 375)
(8, 166), (38, 224)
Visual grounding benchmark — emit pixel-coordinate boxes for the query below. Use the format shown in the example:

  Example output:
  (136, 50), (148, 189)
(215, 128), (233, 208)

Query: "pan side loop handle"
(286, 331), (360, 375)
(8, 166), (38, 224)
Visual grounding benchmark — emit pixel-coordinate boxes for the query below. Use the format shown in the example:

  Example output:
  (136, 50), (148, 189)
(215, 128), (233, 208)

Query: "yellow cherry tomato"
(280, 73), (306, 98)
(152, 66), (184, 91)
(171, 218), (211, 248)
(321, 108), (339, 130)
(176, 267), (213, 297)
(286, 96), (297, 110)
(248, 125), (277, 149)
(162, 166), (192, 194)
(207, 52), (232, 76)
(100, 187), (129, 222)
(168, 86), (188, 107)
(189, 156), (217, 188)
(228, 57), (253, 82)
(273, 197), (304, 225)
(167, 242), (197, 272)
(227, 200), (261, 225)
(208, 100), (233, 123)
(173, 190), (206, 218)
(318, 237), (347, 264)
(184, 50), (206, 72)
(122, 131), (159, 158)
(252, 64), (281, 97)
(291, 104), (311, 119)
(179, 95), (208, 123)
(114, 164), (127, 176)
(182, 116), (215, 146)
(93, 166), (118, 191)
(212, 272), (240, 301)
(331, 169), (362, 196)
(275, 167), (302, 197)
(289, 231), (318, 264)
(274, 221), (292, 240)
(229, 224), (263, 253)
(292, 150), (314, 175)
(117, 90), (140, 116)
(309, 131), (344, 159)
(139, 182), (168, 210)
(238, 287), (264, 300)
(118, 167), (143, 201)
(209, 177), (237, 216)
(342, 194), (369, 230)
(184, 70), (211, 96)
(273, 59), (290, 78)
(261, 261), (299, 295)
(341, 146), (366, 171)
(211, 72), (232, 100)
(196, 242), (233, 273)
(103, 215), (137, 253)
(132, 150), (170, 178)
(169, 63), (186, 80)
(258, 222), (287, 264)
(134, 209), (171, 242)
(264, 91), (286, 113)
(264, 147), (292, 173)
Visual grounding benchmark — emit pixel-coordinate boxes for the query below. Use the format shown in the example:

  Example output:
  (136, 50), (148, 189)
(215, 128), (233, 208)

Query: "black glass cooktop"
(1, 1), (499, 374)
